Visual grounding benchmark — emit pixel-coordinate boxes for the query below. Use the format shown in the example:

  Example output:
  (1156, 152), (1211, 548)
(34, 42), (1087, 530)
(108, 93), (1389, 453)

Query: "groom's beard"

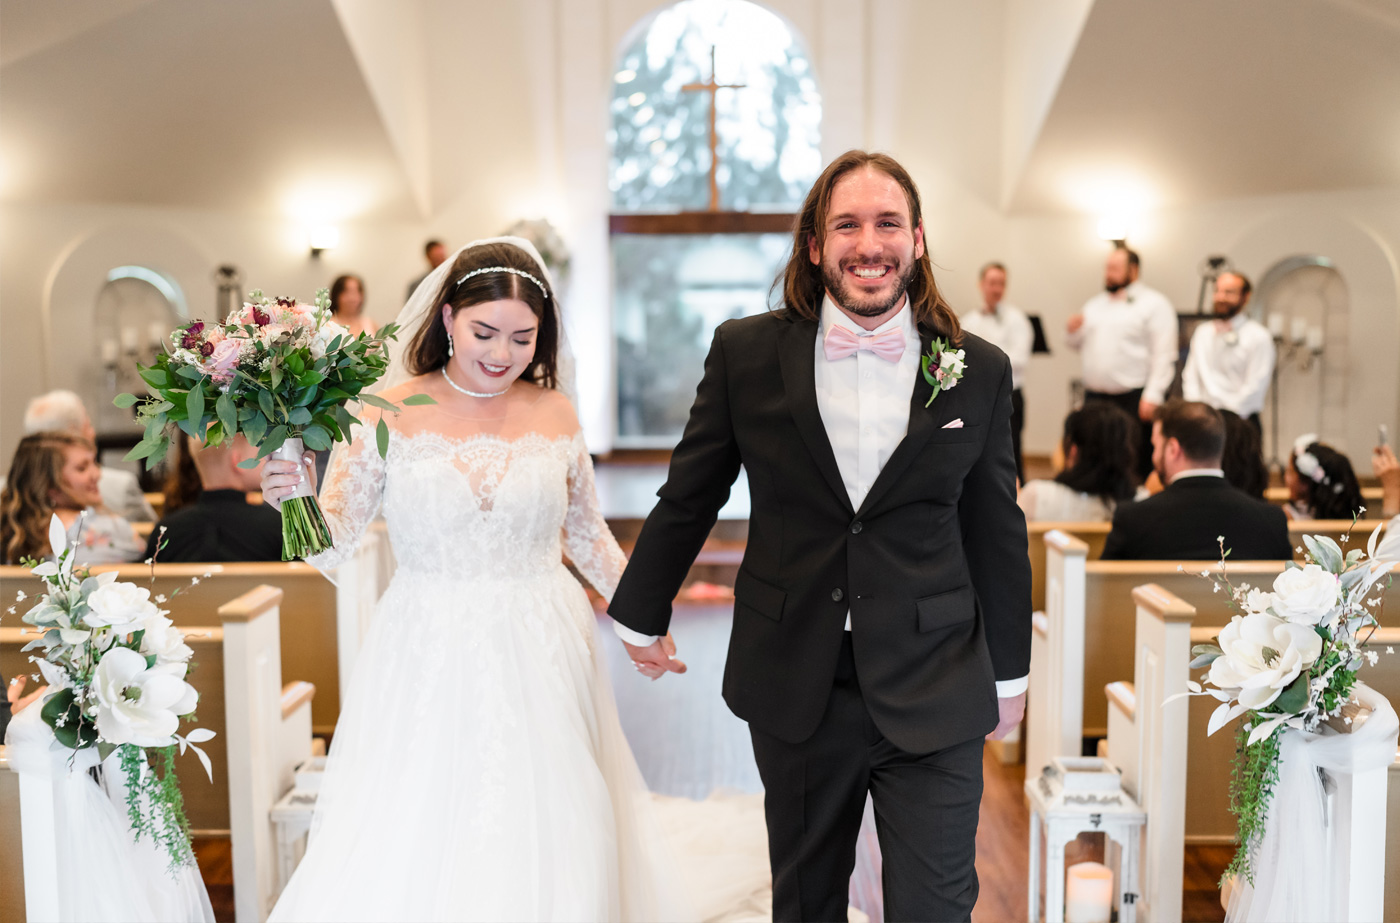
(822, 258), (917, 317)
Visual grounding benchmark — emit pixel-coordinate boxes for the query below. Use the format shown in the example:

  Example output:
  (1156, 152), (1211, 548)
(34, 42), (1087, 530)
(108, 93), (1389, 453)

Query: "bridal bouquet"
(12, 515), (215, 870)
(1182, 519), (1395, 883)
(116, 289), (431, 559)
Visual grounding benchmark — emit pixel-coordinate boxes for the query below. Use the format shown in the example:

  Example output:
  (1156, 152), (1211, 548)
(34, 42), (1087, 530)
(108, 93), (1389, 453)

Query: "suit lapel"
(855, 325), (942, 518)
(777, 317), (855, 515)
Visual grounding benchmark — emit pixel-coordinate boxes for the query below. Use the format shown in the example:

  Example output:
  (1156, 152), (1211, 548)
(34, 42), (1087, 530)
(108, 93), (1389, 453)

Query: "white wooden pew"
(1026, 530), (1089, 779)
(2, 585), (315, 923)
(1105, 585), (1391, 922)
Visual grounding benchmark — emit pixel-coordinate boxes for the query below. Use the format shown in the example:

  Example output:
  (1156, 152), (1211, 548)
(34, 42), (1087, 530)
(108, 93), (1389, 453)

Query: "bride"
(262, 238), (763, 922)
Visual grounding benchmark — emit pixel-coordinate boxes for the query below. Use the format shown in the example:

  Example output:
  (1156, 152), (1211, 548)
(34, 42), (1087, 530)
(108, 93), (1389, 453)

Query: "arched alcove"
(1227, 210), (1400, 456)
(43, 224), (214, 436)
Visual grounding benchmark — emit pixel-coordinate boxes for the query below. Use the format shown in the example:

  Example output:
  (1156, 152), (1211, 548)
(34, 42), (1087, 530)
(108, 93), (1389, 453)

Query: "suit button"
(831, 588), (845, 602)
(850, 521), (863, 534)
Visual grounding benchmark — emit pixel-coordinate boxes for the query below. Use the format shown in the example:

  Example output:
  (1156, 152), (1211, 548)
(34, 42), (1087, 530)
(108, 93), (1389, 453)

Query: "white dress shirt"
(616, 295), (1027, 697)
(960, 302), (1032, 390)
(1066, 281), (1178, 404)
(1180, 313), (1275, 417)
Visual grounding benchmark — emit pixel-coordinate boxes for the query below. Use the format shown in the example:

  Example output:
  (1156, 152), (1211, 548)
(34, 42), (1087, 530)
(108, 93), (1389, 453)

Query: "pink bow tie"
(823, 324), (905, 362)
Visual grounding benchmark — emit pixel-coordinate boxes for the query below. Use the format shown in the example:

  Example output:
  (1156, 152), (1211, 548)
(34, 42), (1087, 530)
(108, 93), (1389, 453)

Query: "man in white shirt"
(961, 262), (1033, 481)
(1180, 271), (1275, 433)
(21, 390), (155, 522)
(1066, 247), (1178, 478)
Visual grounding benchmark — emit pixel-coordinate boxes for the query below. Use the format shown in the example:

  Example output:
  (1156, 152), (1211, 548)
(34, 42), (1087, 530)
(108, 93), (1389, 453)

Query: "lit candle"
(1267, 313), (1285, 337)
(1290, 317), (1308, 344)
(100, 340), (120, 365)
(1065, 861), (1113, 923)
(1306, 325), (1324, 351)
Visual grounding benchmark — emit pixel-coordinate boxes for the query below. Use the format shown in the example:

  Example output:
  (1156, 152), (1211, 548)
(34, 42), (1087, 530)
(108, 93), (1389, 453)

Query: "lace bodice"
(306, 399), (626, 597)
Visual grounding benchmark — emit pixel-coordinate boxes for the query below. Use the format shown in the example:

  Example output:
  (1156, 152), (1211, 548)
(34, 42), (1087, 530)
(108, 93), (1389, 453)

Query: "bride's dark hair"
(404, 242), (559, 389)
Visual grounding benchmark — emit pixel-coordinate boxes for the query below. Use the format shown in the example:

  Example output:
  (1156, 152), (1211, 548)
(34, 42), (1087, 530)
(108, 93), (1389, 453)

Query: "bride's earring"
(447, 331), (454, 357)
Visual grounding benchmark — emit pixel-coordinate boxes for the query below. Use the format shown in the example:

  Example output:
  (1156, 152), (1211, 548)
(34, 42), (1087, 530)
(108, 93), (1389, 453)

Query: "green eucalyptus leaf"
(401, 394), (437, 406)
(113, 392), (139, 408)
(376, 418), (389, 457)
(301, 424), (331, 452)
(215, 391), (236, 437)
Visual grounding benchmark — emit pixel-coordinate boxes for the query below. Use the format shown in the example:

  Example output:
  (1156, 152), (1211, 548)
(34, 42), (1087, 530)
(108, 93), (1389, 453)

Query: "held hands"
(261, 452), (318, 511)
(986, 691), (1026, 741)
(621, 633), (687, 681)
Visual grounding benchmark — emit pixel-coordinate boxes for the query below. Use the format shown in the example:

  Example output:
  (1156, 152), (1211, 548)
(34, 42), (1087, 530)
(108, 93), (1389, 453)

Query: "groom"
(610, 150), (1030, 922)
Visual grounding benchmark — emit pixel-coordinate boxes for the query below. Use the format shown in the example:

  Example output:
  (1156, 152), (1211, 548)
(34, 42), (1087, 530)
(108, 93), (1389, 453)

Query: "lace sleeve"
(303, 424), (387, 571)
(562, 433), (628, 600)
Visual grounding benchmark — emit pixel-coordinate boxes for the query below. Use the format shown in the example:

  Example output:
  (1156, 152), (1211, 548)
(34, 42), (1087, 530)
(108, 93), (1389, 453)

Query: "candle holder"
(1025, 757), (1146, 923)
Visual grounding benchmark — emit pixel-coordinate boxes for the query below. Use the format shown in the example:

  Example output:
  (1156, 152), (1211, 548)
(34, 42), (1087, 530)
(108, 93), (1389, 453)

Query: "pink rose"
(208, 339), (241, 383)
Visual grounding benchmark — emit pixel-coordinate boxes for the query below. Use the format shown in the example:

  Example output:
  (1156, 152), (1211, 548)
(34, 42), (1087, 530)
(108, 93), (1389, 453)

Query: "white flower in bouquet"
(1269, 563), (1341, 626)
(310, 319), (350, 359)
(1242, 588), (1278, 616)
(1207, 612), (1323, 710)
(84, 579), (160, 633)
(93, 647), (198, 747)
(139, 613), (193, 665)
(35, 657), (71, 691)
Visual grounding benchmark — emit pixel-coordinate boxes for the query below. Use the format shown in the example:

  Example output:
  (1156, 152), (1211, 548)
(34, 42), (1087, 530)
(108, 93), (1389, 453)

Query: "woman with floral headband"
(1286, 433), (1365, 520)
(257, 238), (767, 922)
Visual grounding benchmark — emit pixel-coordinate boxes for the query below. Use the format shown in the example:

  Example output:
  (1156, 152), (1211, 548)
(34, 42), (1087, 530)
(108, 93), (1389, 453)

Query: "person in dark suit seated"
(1102, 399), (1291, 560)
(145, 435), (282, 562)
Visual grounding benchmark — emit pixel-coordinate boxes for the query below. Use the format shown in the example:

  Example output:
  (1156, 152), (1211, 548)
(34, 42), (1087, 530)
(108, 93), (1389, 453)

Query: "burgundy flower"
(200, 341), (215, 357)
(179, 322), (205, 349)
(252, 306), (271, 326)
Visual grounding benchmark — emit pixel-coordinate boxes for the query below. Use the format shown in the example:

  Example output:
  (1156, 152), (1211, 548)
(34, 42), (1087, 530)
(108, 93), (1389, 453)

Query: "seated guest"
(0, 432), (145, 565)
(1018, 402), (1140, 521)
(146, 435), (281, 562)
(1372, 444), (1399, 561)
(1285, 434), (1364, 520)
(161, 434), (204, 516)
(22, 389), (155, 521)
(1220, 409), (1268, 499)
(1102, 400), (1290, 560)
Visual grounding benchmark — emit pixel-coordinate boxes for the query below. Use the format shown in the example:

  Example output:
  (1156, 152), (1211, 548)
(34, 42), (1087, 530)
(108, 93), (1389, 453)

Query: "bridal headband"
(456, 266), (550, 299)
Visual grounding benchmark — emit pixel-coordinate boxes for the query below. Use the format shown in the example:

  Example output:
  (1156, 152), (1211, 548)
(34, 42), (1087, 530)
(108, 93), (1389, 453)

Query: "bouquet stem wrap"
(272, 437), (332, 560)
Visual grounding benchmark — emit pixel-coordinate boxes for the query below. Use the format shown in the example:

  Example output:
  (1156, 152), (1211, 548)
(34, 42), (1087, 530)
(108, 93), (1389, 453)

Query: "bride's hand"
(622, 633), (687, 681)
(261, 452), (317, 510)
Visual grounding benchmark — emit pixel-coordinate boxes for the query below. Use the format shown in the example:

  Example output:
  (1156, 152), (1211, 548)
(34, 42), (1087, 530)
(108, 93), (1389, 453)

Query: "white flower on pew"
(84, 577), (158, 634)
(92, 647), (198, 748)
(1269, 563), (1340, 626)
(1208, 612), (1323, 714)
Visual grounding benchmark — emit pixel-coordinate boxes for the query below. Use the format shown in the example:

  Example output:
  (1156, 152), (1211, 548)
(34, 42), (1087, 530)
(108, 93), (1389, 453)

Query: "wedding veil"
(377, 235), (577, 403)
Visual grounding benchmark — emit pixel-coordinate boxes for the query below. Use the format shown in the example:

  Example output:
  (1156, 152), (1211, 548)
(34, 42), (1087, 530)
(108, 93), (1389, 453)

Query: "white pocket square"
(941, 418), (964, 429)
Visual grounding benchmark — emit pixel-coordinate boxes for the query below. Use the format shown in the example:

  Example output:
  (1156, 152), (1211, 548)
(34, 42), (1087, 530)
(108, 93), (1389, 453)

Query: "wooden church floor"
(192, 602), (1232, 921)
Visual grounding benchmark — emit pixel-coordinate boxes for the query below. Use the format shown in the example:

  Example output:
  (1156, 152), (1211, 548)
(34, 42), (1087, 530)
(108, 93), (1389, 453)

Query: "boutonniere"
(920, 338), (966, 408)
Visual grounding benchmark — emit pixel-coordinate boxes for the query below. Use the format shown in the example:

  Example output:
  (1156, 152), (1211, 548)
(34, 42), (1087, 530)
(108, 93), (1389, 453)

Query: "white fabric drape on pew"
(5, 705), (214, 923)
(1226, 682), (1398, 922)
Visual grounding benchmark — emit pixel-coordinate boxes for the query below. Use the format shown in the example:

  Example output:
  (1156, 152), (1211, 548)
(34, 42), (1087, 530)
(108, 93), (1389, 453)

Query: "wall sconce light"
(1096, 215), (1130, 246)
(308, 225), (340, 258)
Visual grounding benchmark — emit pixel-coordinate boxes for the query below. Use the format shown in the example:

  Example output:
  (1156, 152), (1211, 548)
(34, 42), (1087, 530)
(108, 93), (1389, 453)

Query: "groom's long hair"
(779, 150), (961, 343)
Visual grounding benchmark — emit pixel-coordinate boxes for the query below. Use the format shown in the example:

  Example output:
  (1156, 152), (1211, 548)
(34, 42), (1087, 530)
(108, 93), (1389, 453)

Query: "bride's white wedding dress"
(268, 391), (767, 922)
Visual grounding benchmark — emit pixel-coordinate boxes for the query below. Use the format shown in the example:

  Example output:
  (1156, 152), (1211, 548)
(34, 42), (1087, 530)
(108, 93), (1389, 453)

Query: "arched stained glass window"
(611, 0), (821, 444)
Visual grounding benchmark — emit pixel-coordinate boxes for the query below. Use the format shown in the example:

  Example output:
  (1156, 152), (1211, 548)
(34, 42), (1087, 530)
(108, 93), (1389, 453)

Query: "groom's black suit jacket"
(609, 309), (1031, 754)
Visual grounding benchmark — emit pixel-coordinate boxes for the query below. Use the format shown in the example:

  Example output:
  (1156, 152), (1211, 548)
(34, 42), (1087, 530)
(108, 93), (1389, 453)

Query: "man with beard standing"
(1066, 247), (1177, 479)
(1180, 270), (1274, 435)
(610, 150), (1030, 921)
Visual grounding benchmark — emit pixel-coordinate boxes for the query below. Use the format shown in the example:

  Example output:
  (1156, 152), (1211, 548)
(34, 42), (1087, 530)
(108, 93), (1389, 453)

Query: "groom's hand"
(986, 691), (1026, 741)
(622, 633), (687, 681)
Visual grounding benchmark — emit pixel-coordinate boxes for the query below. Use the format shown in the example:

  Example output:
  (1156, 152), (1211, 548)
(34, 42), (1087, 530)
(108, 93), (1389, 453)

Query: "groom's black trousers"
(750, 633), (983, 923)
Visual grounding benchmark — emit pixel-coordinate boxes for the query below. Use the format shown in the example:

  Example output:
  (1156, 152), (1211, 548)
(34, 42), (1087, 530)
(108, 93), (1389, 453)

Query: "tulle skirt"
(269, 565), (768, 923)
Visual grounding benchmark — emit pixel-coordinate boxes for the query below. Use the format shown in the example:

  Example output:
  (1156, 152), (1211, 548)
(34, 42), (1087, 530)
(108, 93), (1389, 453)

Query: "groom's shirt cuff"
(996, 675), (1029, 698)
(612, 621), (660, 647)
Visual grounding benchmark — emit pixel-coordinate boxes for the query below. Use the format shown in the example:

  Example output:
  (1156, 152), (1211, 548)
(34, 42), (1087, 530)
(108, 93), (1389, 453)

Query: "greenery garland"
(119, 744), (195, 873)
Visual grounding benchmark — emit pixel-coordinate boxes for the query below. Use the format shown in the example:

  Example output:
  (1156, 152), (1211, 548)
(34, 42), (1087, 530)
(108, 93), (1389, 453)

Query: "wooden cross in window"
(682, 46), (745, 213)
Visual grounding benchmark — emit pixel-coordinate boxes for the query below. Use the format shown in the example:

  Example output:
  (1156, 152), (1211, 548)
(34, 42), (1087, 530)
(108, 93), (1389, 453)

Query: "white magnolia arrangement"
(10, 515), (215, 870)
(920, 338), (965, 407)
(1182, 519), (1394, 883)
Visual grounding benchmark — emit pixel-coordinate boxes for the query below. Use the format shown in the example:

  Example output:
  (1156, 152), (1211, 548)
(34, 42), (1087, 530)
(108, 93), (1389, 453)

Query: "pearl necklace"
(441, 366), (510, 398)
